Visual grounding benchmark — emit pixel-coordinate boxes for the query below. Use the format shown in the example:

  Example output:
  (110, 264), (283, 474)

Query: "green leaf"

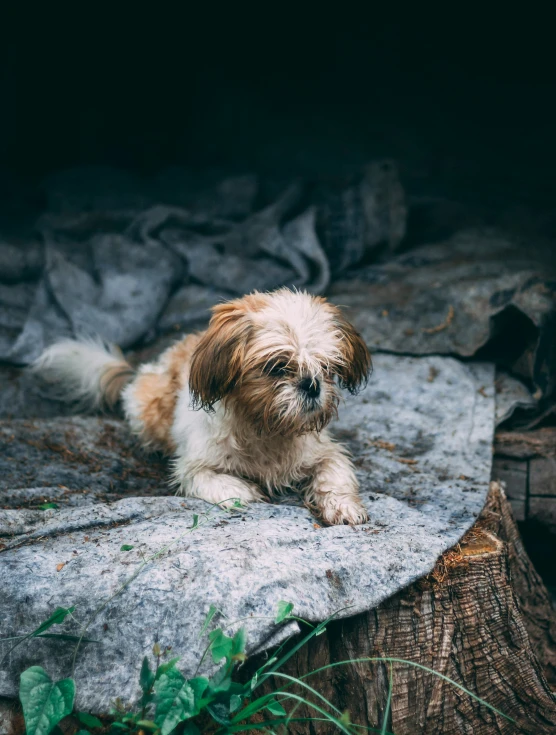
(32, 607), (76, 637)
(231, 628), (246, 656)
(34, 633), (98, 644)
(120, 544), (134, 552)
(75, 730), (91, 735)
(77, 711), (103, 728)
(154, 669), (207, 735)
(275, 601), (294, 624)
(206, 702), (231, 726)
(192, 514), (199, 529)
(140, 657), (155, 694)
(19, 666), (75, 735)
(155, 657), (181, 679)
(208, 628), (234, 664)
(199, 604), (219, 639)
(339, 710), (352, 725)
(189, 677), (209, 702)
(208, 665), (232, 695)
(229, 694), (242, 713)
(38, 503), (59, 510)
(266, 699), (287, 717)
(135, 721), (159, 731)
(183, 723), (201, 735)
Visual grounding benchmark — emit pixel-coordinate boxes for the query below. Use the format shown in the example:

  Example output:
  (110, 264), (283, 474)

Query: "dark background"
(1, 6), (555, 211)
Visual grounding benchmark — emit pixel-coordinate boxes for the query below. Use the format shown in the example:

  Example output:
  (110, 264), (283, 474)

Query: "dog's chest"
(215, 431), (307, 487)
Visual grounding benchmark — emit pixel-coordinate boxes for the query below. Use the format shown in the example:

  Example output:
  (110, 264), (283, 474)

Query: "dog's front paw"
(319, 495), (369, 526)
(185, 470), (265, 510)
(215, 479), (263, 510)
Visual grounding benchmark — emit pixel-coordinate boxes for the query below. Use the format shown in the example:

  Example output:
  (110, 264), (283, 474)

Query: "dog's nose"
(299, 377), (320, 398)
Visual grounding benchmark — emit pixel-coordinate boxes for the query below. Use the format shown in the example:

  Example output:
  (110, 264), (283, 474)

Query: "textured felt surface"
(0, 354), (494, 712)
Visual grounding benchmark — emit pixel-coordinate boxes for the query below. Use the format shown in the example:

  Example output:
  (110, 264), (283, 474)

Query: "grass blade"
(1, 607), (77, 664)
(381, 662), (393, 735)
(232, 671), (344, 724)
(199, 604), (220, 639)
(300, 657), (514, 723)
(230, 691), (354, 735)
(252, 606), (354, 691)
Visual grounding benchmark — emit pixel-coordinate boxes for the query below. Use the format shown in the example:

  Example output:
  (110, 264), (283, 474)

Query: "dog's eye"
(265, 361), (288, 377)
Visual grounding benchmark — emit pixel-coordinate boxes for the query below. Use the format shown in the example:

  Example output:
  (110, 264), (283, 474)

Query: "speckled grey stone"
(0, 355), (494, 713)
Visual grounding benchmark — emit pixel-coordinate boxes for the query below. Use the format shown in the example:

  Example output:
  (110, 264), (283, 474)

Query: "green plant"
(0, 606), (97, 666)
(15, 599), (514, 735)
(19, 666), (74, 735)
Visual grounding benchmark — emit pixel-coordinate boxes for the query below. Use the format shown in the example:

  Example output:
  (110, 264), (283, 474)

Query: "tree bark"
(249, 483), (556, 734)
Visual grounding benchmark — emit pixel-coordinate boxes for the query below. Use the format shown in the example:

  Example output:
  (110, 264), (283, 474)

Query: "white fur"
(33, 290), (369, 525)
(166, 394), (366, 523)
(31, 338), (127, 409)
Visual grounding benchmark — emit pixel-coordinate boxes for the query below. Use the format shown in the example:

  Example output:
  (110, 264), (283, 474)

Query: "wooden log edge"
(247, 482), (556, 735)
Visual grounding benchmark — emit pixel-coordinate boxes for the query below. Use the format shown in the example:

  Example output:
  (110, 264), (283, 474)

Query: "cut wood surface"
(493, 427), (556, 533)
(494, 427), (556, 459)
(246, 483), (556, 734)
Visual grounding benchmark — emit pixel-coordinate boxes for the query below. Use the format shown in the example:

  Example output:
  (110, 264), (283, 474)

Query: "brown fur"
(99, 363), (135, 410)
(189, 299), (256, 410)
(325, 304), (372, 393)
(189, 294), (370, 435)
(133, 372), (177, 451)
(133, 335), (201, 451)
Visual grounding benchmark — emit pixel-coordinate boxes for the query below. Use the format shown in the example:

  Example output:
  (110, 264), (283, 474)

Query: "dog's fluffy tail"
(31, 338), (135, 410)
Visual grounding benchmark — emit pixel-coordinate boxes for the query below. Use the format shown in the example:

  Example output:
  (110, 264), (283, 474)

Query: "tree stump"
(249, 483), (556, 734)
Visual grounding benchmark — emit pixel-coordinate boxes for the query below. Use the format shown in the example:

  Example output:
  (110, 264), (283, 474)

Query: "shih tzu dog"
(33, 288), (372, 525)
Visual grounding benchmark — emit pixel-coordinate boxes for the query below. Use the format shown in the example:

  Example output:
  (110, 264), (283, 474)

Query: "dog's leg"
(304, 442), (368, 525)
(178, 467), (264, 510)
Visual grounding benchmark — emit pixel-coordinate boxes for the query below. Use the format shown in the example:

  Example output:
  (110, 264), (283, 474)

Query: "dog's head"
(189, 288), (371, 435)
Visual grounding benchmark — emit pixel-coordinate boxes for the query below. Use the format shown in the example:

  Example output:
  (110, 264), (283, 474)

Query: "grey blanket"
(0, 163), (406, 364)
(0, 355), (494, 712)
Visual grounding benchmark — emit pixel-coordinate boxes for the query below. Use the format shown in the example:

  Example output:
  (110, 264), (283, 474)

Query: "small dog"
(33, 289), (372, 525)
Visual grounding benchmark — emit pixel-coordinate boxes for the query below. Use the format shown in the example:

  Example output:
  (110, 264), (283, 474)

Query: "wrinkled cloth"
(494, 372), (538, 427)
(0, 355), (495, 712)
(0, 163), (406, 364)
(329, 229), (556, 400)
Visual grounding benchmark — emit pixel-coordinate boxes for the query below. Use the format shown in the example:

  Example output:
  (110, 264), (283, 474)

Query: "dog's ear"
(329, 305), (372, 394)
(189, 300), (253, 410)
